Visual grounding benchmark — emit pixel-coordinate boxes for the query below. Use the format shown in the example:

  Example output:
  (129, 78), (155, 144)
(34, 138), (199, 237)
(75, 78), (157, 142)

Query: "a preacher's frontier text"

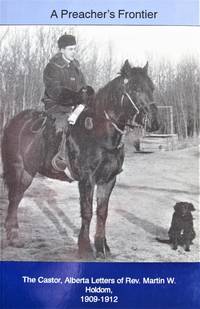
(50, 9), (158, 20)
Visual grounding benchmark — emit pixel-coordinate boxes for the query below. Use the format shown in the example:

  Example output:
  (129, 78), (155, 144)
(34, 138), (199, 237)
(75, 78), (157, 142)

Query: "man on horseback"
(2, 56), (160, 257)
(42, 34), (86, 110)
(42, 34), (94, 180)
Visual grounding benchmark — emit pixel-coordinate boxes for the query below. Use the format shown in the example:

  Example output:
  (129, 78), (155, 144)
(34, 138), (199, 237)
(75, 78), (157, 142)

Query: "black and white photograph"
(0, 26), (199, 262)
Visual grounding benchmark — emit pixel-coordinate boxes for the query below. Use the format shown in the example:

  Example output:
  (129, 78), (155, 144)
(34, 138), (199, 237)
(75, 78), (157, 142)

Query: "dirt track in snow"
(1, 146), (199, 262)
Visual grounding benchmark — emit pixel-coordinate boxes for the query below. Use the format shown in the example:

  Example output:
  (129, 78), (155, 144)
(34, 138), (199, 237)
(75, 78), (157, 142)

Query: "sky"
(76, 26), (200, 65)
(0, 25), (199, 66)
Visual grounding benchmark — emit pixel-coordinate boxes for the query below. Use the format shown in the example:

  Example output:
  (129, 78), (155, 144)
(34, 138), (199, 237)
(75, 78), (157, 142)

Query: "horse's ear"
(143, 61), (149, 74)
(121, 59), (132, 77)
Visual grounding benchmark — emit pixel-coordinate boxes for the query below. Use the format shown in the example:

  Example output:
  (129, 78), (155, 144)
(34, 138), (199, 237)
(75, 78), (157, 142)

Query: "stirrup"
(51, 155), (75, 181)
(63, 166), (75, 182)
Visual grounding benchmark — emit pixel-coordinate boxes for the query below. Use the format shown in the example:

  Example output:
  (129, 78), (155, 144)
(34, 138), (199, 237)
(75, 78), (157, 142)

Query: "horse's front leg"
(95, 177), (116, 259)
(78, 180), (94, 259)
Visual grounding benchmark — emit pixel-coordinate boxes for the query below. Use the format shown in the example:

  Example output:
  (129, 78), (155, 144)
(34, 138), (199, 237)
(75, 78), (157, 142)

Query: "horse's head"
(118, 60), (159, 132)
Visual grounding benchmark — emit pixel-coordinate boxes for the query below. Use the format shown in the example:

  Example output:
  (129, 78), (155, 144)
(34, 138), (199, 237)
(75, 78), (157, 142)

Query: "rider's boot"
(51, 131), (75, 182)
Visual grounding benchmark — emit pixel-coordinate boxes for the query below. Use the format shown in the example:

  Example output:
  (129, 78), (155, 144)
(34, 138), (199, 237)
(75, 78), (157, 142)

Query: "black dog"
(168, 202), (196, 251)
(156, 202), (196, 251)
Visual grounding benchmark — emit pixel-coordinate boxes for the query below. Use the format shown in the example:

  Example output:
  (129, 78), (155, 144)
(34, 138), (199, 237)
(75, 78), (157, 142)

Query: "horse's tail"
(1, 127), (8, 187)
(1, 118), (21, 188)
(1, 110), (36, 188)
(1, 125), (17, 188)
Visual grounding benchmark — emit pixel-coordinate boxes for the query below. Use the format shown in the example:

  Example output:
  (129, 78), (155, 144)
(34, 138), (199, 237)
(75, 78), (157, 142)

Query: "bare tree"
(0, 27), (199, 141)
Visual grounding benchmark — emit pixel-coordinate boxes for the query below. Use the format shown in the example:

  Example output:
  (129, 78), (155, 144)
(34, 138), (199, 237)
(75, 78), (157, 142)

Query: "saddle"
(26, 106), (93, 182)
(25, 86), (95, 181)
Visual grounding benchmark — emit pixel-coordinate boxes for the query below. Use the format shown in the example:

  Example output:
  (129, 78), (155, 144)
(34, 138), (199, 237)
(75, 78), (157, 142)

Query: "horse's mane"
(94, 76), (122, 113)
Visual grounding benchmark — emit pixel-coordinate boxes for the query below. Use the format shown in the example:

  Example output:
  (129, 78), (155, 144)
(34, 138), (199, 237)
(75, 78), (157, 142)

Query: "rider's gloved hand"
(79, 86), (95, 105)
(59, 86), (95, 107)
(85, 86), (95, 96)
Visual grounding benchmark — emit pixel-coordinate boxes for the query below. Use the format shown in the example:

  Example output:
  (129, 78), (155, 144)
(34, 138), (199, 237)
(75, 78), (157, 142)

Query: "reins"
(104, 111), (125, 134)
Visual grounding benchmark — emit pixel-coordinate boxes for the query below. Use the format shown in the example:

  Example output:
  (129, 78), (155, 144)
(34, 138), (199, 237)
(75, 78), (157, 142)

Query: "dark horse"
(2, 60), (159, 259)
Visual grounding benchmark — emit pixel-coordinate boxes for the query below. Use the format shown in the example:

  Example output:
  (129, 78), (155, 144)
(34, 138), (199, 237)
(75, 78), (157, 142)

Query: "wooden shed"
(137, 105), (178, 152)
(140, 134), (178, 152)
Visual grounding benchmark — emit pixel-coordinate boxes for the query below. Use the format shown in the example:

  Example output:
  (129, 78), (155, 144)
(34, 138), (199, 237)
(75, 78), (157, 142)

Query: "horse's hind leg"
(5, 166), (33, 242)
(95, 177), (116, 259)
(78, 180), (94, 259)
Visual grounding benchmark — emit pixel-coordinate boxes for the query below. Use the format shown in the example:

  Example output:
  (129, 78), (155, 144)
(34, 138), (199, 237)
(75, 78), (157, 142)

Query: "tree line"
(0, 27), (199, 139)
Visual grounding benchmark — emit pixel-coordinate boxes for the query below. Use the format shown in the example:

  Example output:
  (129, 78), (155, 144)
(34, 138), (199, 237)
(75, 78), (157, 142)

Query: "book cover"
(0, 0), (199, 308)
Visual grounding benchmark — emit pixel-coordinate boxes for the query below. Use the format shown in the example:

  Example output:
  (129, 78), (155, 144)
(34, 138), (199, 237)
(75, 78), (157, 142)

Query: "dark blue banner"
(1, 262), (200, 309)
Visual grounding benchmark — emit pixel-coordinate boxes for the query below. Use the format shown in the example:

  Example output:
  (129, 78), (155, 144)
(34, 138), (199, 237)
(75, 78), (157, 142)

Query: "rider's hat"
(57, 34), (76, 49)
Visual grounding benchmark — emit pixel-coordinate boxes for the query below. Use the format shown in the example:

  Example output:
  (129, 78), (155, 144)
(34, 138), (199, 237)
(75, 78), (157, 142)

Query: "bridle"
(121, 78), (140, 115)
(104, 77), (149, 136)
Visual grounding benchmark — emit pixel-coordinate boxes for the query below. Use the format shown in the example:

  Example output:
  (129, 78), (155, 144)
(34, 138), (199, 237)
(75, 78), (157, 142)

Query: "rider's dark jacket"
(42, 53), (86, 110)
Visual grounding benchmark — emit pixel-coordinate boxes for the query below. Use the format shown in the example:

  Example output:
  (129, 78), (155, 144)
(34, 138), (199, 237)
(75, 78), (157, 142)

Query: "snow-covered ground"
(1, 146), (199, 262)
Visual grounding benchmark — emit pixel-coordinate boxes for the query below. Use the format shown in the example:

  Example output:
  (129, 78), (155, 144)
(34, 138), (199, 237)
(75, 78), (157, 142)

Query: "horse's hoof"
(6, 228), (19, 241)
(78, 245), (94, 260)
(1, 239), (9, 249)
(105, 250), (111, 258)
(95, 238), (111, 259)
(96, 251), (106, 260)
(6, 228), (24, 247)
(78, 250), (94, 260)
(105, 244), (111, 256)
(9, 238), (25, 248)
